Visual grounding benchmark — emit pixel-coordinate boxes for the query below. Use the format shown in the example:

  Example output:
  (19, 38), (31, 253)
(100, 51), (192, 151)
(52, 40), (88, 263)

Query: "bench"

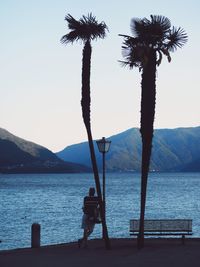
(130, 219), (192, 244)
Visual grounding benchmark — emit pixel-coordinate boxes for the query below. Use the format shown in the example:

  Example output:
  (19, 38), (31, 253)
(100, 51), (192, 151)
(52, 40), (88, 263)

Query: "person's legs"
(82, 229), (89, 247)
(78, 214), (88, 248)
(87, 224), (94, 237)
(83, 223), (95, 246)
(79, 223), (95, 248)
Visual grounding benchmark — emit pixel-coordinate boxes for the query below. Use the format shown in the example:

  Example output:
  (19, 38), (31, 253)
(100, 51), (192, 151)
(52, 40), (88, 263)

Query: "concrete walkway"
(0, 238), (200, 267)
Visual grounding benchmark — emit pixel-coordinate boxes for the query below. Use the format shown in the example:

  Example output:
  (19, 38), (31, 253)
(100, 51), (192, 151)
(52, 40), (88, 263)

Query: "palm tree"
(119, 15), (187, 248)
(61, 13), (110, 249)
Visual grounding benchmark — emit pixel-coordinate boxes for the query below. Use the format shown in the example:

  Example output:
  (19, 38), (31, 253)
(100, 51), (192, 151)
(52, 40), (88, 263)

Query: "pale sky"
(0, 0), (200, 152)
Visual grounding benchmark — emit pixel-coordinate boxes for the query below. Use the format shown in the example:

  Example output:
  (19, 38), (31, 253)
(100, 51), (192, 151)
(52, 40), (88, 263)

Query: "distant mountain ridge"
(57, 126), (200, 172)
(1, 126), (199, 173)
(0, 128), (90, 173)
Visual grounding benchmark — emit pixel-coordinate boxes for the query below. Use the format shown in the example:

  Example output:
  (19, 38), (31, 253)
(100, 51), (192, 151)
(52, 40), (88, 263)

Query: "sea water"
(0, 172), (200, 250)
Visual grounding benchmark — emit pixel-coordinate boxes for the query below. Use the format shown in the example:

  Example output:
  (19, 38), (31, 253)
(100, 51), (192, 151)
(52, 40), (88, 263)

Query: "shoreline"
(1, 238), (200, 267)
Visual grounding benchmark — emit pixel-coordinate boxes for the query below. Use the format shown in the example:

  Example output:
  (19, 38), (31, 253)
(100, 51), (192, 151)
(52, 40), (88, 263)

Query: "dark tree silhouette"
(120, 15), (187, 248)
(61, 13), (110, 249)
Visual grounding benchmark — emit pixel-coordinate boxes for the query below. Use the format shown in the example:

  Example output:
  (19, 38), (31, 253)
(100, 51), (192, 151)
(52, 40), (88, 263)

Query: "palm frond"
(150, 15), (171, 33)
(60, 31), (80, 44)
(156, 50), (162, 66)
(64, 14), (82, 31)
(61, 14), (83, 43)
(120, 33), (150, 70)
(130, 18), (147, 38)
(118, 60), (132, 68)
(118, 60), (140, 69)
(161, 48), (171, 62)
(119, 34), (132, 39)
(80, 13), (98, 24)
(79, 13), (108, 41)
(167, 26), (188, 51)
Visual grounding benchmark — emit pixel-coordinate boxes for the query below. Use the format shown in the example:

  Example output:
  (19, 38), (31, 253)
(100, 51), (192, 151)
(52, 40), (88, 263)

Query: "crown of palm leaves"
(120, 15), (188, 69)
(61, 13), (108, 44)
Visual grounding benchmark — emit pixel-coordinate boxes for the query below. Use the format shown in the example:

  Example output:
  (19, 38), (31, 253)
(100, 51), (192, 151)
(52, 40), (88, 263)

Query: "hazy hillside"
(0, 128), (90, 173)
(0, 128), (58, 161)
(0, 139), (35, 165)
(181, 158), (200, 172)
(57, 126), (200, 172)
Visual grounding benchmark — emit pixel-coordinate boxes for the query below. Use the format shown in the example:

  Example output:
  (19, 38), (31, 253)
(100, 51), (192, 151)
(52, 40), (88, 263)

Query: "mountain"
(181, 158), (200, 172)
(0, 128), (90, 173)
(57, 126), (200, 172)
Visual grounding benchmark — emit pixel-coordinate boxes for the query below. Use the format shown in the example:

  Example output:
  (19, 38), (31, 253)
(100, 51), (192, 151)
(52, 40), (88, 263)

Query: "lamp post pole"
(102, 150), (106, 215)
(96, 137), (111, 239)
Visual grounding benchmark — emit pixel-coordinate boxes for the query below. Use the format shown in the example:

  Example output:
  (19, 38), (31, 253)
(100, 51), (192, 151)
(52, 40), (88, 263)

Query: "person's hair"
(89, 187), (95, 196)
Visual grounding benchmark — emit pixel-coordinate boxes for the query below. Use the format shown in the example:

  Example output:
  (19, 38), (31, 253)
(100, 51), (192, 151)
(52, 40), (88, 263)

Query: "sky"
(0, 0), (200, 152)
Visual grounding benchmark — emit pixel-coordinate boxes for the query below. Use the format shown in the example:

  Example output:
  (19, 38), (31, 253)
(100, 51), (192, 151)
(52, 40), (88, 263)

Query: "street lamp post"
(96, 137), (111, 220)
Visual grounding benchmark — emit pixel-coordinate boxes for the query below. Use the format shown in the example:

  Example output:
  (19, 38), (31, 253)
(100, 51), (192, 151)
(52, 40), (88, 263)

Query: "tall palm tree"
(120, 15), (187, 248)
(61, 13), (110, 249)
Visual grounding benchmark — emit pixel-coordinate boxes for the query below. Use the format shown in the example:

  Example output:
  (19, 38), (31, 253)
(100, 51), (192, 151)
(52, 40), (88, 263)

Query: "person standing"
(78, 187), (100, 248)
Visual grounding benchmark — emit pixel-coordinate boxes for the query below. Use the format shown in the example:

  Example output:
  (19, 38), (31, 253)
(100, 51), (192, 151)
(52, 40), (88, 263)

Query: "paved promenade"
(0, 238), (200, 267)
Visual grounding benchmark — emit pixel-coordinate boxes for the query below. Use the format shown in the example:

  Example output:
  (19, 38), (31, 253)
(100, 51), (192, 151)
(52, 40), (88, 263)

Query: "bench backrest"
(130, 219), (192, 232)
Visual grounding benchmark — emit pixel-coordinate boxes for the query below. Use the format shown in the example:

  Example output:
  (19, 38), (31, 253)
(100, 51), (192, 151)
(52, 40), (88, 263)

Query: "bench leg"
(182, 235), (185, 245)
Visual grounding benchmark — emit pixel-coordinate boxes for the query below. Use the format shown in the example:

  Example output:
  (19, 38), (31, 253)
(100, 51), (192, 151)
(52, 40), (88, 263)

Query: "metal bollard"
(31, 223), (41, 248)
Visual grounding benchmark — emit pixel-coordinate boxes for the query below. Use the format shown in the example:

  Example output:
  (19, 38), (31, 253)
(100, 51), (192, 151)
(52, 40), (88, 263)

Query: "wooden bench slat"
(130, 233), (193, 236)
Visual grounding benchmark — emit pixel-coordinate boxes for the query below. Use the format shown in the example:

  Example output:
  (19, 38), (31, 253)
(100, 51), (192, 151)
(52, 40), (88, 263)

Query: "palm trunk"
(137, 50), (157, 249)
(81, 40), (110, 250)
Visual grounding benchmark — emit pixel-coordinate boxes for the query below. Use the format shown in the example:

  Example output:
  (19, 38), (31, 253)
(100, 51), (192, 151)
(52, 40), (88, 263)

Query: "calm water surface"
(0, 172), (200, 250)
